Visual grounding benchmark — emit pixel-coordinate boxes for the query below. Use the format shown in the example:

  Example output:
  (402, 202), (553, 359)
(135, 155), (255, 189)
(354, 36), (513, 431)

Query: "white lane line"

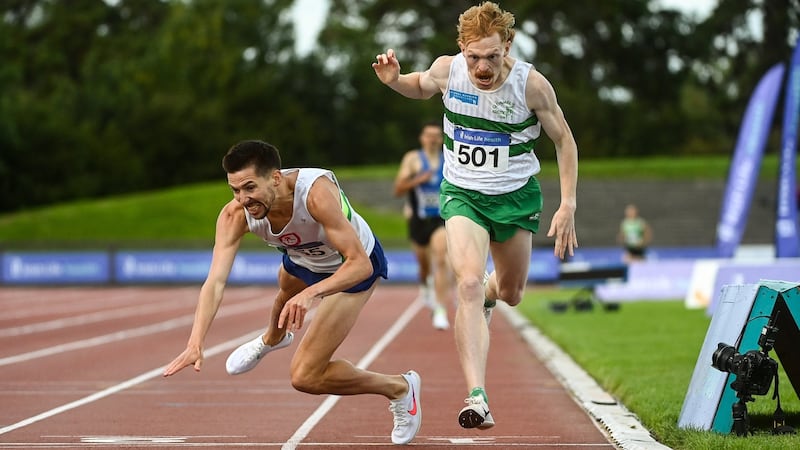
(280, 298), (424, 450)
(0, 298), (266, 367)
(0, 330), (262, 436)
(1, 290), (150, 320)
(0, 301), (191, 337)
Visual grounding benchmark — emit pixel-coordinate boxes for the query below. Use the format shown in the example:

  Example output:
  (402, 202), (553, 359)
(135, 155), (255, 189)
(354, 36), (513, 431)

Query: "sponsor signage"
(1, 252), (110, 284)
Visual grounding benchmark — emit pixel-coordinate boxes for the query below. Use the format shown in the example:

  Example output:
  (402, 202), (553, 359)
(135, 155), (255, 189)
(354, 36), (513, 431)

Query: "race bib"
(453, 128), (510, 173)
(287, 241), (336, 258)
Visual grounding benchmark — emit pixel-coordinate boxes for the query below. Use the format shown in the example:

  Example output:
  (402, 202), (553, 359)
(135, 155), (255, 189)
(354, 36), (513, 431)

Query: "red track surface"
(0, 285), (614, 449)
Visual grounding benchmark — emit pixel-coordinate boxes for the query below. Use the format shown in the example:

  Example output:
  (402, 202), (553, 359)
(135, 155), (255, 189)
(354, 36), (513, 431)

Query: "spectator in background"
(618, 204), (652, 263)
(393, 121), (453, 330)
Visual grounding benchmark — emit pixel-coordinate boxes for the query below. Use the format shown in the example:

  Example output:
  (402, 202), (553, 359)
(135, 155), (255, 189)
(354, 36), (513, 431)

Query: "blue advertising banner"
(593, 260), (695, 302)
(776, 42), (800, 257)
(705, 259), (800, 316)
(0, 249), (592, 285)
(229, 252), (282, 284)
(384, 250), (421, 283)
(115, 251), (213, 283)
(716, 63), (785, 258)
(113, 250), (427, 284)
(1, 252), (110, 284)
(378, 250), (560, 283)
(110, 249), (562, 285)
(529, 249), (560, 283)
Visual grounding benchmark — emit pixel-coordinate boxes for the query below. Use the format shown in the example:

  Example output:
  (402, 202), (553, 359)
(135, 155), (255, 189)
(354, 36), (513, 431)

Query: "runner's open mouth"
(247, 203), (265, 215)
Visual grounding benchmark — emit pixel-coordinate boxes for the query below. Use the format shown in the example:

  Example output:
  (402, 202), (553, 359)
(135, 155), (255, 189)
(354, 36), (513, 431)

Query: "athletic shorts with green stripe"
(439, 176), (543, 243)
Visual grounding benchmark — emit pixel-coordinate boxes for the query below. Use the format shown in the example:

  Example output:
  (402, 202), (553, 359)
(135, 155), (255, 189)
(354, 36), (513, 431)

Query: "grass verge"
(519, 287), (800, 450)
(0, 181), (407, 248)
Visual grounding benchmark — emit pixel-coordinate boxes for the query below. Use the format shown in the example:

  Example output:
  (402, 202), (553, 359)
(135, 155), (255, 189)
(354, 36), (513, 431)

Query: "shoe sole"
(477, 417), (495, 429)
(458, 408), (485, 429)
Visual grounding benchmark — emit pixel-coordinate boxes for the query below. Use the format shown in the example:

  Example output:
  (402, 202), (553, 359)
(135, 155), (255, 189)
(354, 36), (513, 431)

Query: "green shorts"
(439, 177), (543, 243)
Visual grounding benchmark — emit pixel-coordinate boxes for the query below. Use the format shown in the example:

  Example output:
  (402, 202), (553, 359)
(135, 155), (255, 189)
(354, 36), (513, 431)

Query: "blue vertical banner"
(716, 63), (785, 258)
(776, 42), (800, 257)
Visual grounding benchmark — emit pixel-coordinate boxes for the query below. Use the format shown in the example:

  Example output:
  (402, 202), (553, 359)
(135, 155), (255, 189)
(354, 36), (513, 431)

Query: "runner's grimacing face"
(460, 33), (511, 90)
(228, 166), (277, 220)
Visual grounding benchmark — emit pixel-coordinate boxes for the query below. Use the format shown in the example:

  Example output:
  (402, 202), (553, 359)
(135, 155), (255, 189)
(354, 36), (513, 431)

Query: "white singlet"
(441, 53), (542, 195)
(244, 168), (375, 273)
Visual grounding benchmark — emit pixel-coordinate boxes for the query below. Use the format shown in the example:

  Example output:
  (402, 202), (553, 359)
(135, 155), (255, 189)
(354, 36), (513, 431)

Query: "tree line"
(0, 0), (798, 212)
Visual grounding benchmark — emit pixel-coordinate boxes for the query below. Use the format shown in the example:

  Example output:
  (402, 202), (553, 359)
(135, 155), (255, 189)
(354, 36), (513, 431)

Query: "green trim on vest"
(339, 190), (352, 221)
(444, 108), (539, 133)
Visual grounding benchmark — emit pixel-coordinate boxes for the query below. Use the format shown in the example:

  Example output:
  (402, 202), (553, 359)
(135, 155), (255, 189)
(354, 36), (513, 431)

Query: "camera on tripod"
(712, 324), (779, 398)
(711, 314), (794, 436)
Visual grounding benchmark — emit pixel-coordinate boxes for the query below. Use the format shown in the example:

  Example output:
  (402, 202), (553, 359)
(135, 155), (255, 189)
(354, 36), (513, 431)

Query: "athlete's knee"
(290, 363), (325, 395)
(455, 273), (485, 304)
(496, 284), (525, 306)
(289, 354), (329, 394)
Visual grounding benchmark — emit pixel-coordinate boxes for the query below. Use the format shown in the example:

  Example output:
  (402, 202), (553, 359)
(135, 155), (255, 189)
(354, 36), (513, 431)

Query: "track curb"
(498, 302), (673, 450)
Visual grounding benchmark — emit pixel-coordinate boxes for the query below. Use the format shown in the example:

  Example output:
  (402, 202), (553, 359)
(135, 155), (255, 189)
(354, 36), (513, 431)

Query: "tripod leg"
(732, 400), (749, 436)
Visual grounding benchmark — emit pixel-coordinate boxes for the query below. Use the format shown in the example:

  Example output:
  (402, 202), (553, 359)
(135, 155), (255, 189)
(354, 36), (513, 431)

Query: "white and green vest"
(442, 53), (541, 195)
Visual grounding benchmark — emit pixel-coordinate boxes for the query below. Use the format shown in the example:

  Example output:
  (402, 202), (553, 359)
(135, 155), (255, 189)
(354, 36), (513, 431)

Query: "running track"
(0, 285), (615, 449)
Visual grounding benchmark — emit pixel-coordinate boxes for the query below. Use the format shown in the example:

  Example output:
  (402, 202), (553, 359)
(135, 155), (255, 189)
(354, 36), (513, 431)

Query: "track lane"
(0, 286), (615, 449)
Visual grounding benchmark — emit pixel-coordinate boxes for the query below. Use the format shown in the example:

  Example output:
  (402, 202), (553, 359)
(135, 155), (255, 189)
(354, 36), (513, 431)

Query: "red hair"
(457, 2), (515, 46)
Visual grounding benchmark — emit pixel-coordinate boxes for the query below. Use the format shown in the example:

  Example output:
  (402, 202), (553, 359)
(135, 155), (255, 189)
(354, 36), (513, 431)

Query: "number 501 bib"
(453, 128), (510, 173)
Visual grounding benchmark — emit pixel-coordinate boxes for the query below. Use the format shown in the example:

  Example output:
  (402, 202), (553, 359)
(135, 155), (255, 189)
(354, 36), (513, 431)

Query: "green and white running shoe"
(458, 394), (495, 429)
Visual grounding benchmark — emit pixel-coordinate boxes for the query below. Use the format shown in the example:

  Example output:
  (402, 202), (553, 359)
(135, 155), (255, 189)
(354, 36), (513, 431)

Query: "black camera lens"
(712, 343), (737, 373)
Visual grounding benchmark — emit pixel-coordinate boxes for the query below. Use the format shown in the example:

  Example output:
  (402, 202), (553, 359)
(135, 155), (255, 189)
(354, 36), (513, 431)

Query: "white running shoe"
(458, 394), (495, 429)
(225, 332), (293, 375)
(388, 370), (422, 445)
(432, 306), (450, 330)
(416, 285), (434, 309)
(482, 271), (496, 325)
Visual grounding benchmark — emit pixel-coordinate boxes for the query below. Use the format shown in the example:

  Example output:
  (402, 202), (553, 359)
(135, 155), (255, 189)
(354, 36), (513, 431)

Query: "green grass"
(0, 182), (230, 246)
(0, 180), (407, 248)
(520, 287), (800, 450)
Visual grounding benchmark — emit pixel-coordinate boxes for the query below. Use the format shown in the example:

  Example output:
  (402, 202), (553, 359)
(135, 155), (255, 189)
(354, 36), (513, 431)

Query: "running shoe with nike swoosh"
(388, 370), (422, 445)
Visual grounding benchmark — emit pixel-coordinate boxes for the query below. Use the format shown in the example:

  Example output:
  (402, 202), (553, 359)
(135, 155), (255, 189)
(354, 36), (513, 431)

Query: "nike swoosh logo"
(407, 389), (418, 416)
